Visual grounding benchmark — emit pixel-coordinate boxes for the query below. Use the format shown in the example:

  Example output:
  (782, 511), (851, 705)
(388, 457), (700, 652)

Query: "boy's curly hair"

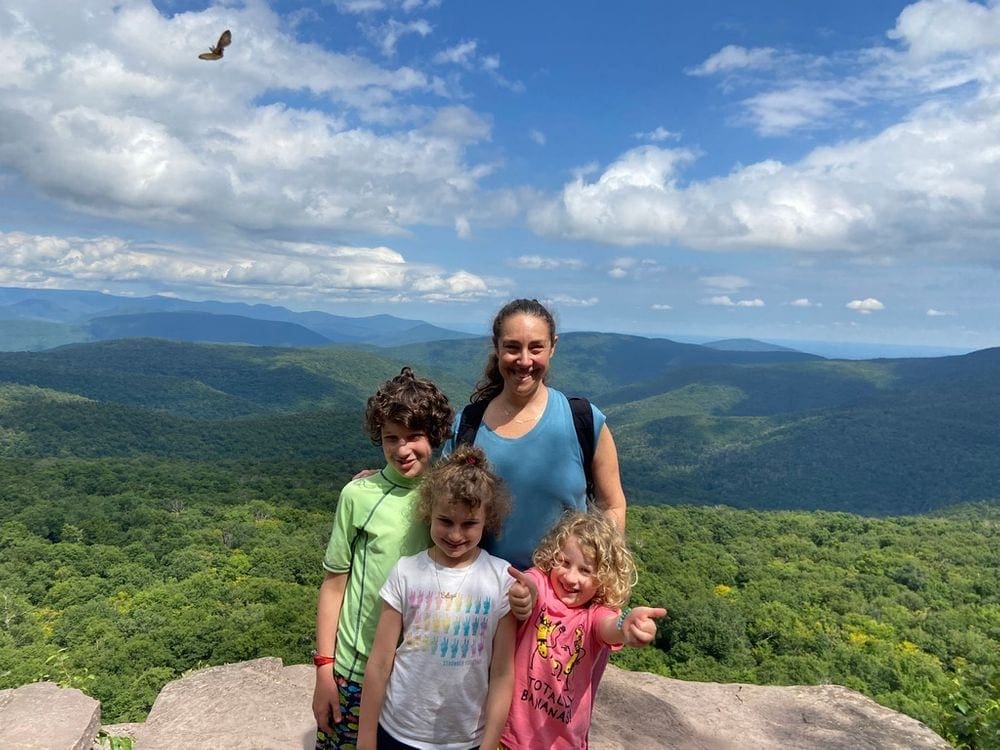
(417, 445), (511, 535)
(364, 367), (453, 448)
(532, 512), (635, 609)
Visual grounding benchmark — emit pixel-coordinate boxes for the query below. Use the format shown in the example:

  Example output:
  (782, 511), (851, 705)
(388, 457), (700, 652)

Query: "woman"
(444, 298), (627, 570)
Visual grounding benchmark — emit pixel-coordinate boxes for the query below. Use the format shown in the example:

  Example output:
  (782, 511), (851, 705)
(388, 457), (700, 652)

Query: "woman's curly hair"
(417, 445), (511, 535)
(364, 367), (453, 448)
(532, 512), (635, 609)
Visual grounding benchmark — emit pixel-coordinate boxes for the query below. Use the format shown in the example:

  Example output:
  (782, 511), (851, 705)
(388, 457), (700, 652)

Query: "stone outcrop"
(0, 681), (100, 750)
(0, 658), (952, 750)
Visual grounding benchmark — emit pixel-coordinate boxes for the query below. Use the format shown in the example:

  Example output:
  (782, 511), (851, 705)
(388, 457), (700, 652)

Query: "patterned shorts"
(315, 673), (362, 750)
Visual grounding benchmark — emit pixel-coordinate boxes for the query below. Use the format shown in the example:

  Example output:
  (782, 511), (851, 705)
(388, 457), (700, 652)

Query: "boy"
(312, 367), (453, 750)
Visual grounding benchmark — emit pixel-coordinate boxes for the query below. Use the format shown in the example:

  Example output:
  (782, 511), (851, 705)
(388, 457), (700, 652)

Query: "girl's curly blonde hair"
(532, 512), (635, 609)
(417, 445), (511, 535)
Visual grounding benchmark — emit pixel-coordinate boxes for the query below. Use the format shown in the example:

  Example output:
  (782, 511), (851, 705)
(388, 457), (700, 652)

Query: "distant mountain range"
(0, 287), (476, 350)
(1, 333), (998, 515)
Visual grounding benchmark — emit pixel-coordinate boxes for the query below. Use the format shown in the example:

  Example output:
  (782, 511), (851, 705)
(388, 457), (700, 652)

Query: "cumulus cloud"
(0, 0), (509, 239)
(703, 295), (735, 306)
(434, 40), (479, 66)
(701, 274), (751, 292)
(926, 307), (953, 316)
(790, 297), (817, 307)
(633, 126), (680, 142)
(701, 295), (764, 307)
(688, 45), (778, 76)
(846, 298), (885, 314)
(335, 0), (440, 14)
(527, 1), (1000, 261)
(0, 230), (493, 304)
(367, 18), (433, 57)
(542, 294), (598, 308)
(508, 256), (585, 270)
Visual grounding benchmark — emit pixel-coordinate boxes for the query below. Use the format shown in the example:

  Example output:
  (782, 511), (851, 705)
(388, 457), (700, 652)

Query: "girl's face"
(380, 420), (433, 478)
(496, 313), (556, 400)
(430, 498), (486, 567)
(549, 535), (599, 608)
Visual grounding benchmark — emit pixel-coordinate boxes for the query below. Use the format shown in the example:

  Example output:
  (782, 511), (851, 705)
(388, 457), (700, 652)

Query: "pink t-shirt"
(500, 568), (619, 750)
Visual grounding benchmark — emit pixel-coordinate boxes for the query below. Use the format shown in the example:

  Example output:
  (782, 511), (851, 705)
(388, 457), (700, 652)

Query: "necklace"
(430, 550), (475, 599)
(498, 400), (543, 424)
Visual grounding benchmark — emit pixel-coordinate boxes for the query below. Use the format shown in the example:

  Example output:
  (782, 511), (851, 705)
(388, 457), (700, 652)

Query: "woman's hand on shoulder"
(352, 468), (379, 481)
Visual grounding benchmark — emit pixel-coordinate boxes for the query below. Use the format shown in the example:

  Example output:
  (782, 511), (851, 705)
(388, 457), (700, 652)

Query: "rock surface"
(0, 681), (100, 750)
(0, 659), (953, 750)
(590, 669), (953, 750)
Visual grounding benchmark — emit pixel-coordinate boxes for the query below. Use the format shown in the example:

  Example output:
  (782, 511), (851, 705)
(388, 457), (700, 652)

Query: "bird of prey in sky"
(198, 30), (232, 60)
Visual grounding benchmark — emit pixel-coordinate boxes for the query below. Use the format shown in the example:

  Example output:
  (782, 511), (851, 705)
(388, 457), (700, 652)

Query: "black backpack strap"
(456, 399), (490, 446)
(568, 396), (596, 502)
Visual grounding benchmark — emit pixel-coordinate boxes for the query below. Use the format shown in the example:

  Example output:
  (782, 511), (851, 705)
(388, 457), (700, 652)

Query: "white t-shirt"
(378, 548), (513, 750)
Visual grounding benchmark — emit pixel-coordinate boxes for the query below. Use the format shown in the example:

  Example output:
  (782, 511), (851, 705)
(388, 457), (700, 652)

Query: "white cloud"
(508, 256), (584, 270)
(703, 295), (735, 306)
(455, 216), (472, 239)
(335, 0), (440, 14)
(790, 297), (816, 307)
(633, 127), (680, 142)
(530, 74), (1000, 258)
(701, 295), (764, 308)
(701, 274), (751, 292)
(368, 18), (433, 57)
(542, 294), (598, 308)
(651, 303), (673, 310)
(926, 307), (954, 316)
(0, 0), (506, 239)
(846, 297), (885, 314)
(520, 1), (1000, 260)
(529, 129), (546, 146)
(688, 45), (778, 76)
(434, 40), (478, 66)
(0, 229), (492, 303)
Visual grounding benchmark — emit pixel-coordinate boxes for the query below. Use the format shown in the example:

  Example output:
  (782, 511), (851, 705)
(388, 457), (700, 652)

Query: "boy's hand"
(621, 606), (667, 647)
(312, 671), (342, 734)
(507, 566), (537, 621)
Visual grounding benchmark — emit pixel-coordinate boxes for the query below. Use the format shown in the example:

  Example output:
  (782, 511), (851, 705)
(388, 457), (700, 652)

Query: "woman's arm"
(480, 612), (517, 750)
(357, 602), (403, 750)
(312, 571), (348, 733)
(595, 606), (668, 648)
(592, 424), (627, 530)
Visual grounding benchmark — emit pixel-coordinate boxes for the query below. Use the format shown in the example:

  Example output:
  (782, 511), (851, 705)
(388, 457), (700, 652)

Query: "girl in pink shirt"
(501, 512), (666, 750)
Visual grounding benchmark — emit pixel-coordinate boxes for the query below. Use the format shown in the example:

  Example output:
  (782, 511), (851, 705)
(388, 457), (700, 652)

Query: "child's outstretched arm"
(480, 612), (516, 750)
(312, 571), (348, 734)
(357, 601), (403, 750)
(507, 566), (538, 621)
(597, 606), (668, 648)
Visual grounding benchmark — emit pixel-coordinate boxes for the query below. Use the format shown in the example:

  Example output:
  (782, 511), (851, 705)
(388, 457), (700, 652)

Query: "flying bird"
(198, 29), (231, 60)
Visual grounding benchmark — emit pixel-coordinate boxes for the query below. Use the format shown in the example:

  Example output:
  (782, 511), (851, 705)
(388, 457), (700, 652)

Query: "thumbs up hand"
(507, 566), (538, 621)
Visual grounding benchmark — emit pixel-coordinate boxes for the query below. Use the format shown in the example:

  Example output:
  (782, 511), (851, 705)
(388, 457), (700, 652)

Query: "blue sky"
(2, 0), (1000, 351)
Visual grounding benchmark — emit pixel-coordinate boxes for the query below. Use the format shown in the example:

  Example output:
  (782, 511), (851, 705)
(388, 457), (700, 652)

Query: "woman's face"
(497, 313), (556, 400)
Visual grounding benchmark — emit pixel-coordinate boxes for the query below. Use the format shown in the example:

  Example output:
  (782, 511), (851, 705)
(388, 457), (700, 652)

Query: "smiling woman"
(444, 298), (628, 571)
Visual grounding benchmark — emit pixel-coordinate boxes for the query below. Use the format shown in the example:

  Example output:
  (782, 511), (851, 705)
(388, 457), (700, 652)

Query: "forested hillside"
(0, 337), (998, 747)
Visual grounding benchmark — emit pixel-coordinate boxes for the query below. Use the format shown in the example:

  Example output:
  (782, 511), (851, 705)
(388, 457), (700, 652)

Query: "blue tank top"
(444, 388), (606, 569)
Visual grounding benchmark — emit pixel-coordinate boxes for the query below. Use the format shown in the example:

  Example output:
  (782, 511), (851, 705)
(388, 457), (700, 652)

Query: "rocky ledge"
(0, 658), (952, 749)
